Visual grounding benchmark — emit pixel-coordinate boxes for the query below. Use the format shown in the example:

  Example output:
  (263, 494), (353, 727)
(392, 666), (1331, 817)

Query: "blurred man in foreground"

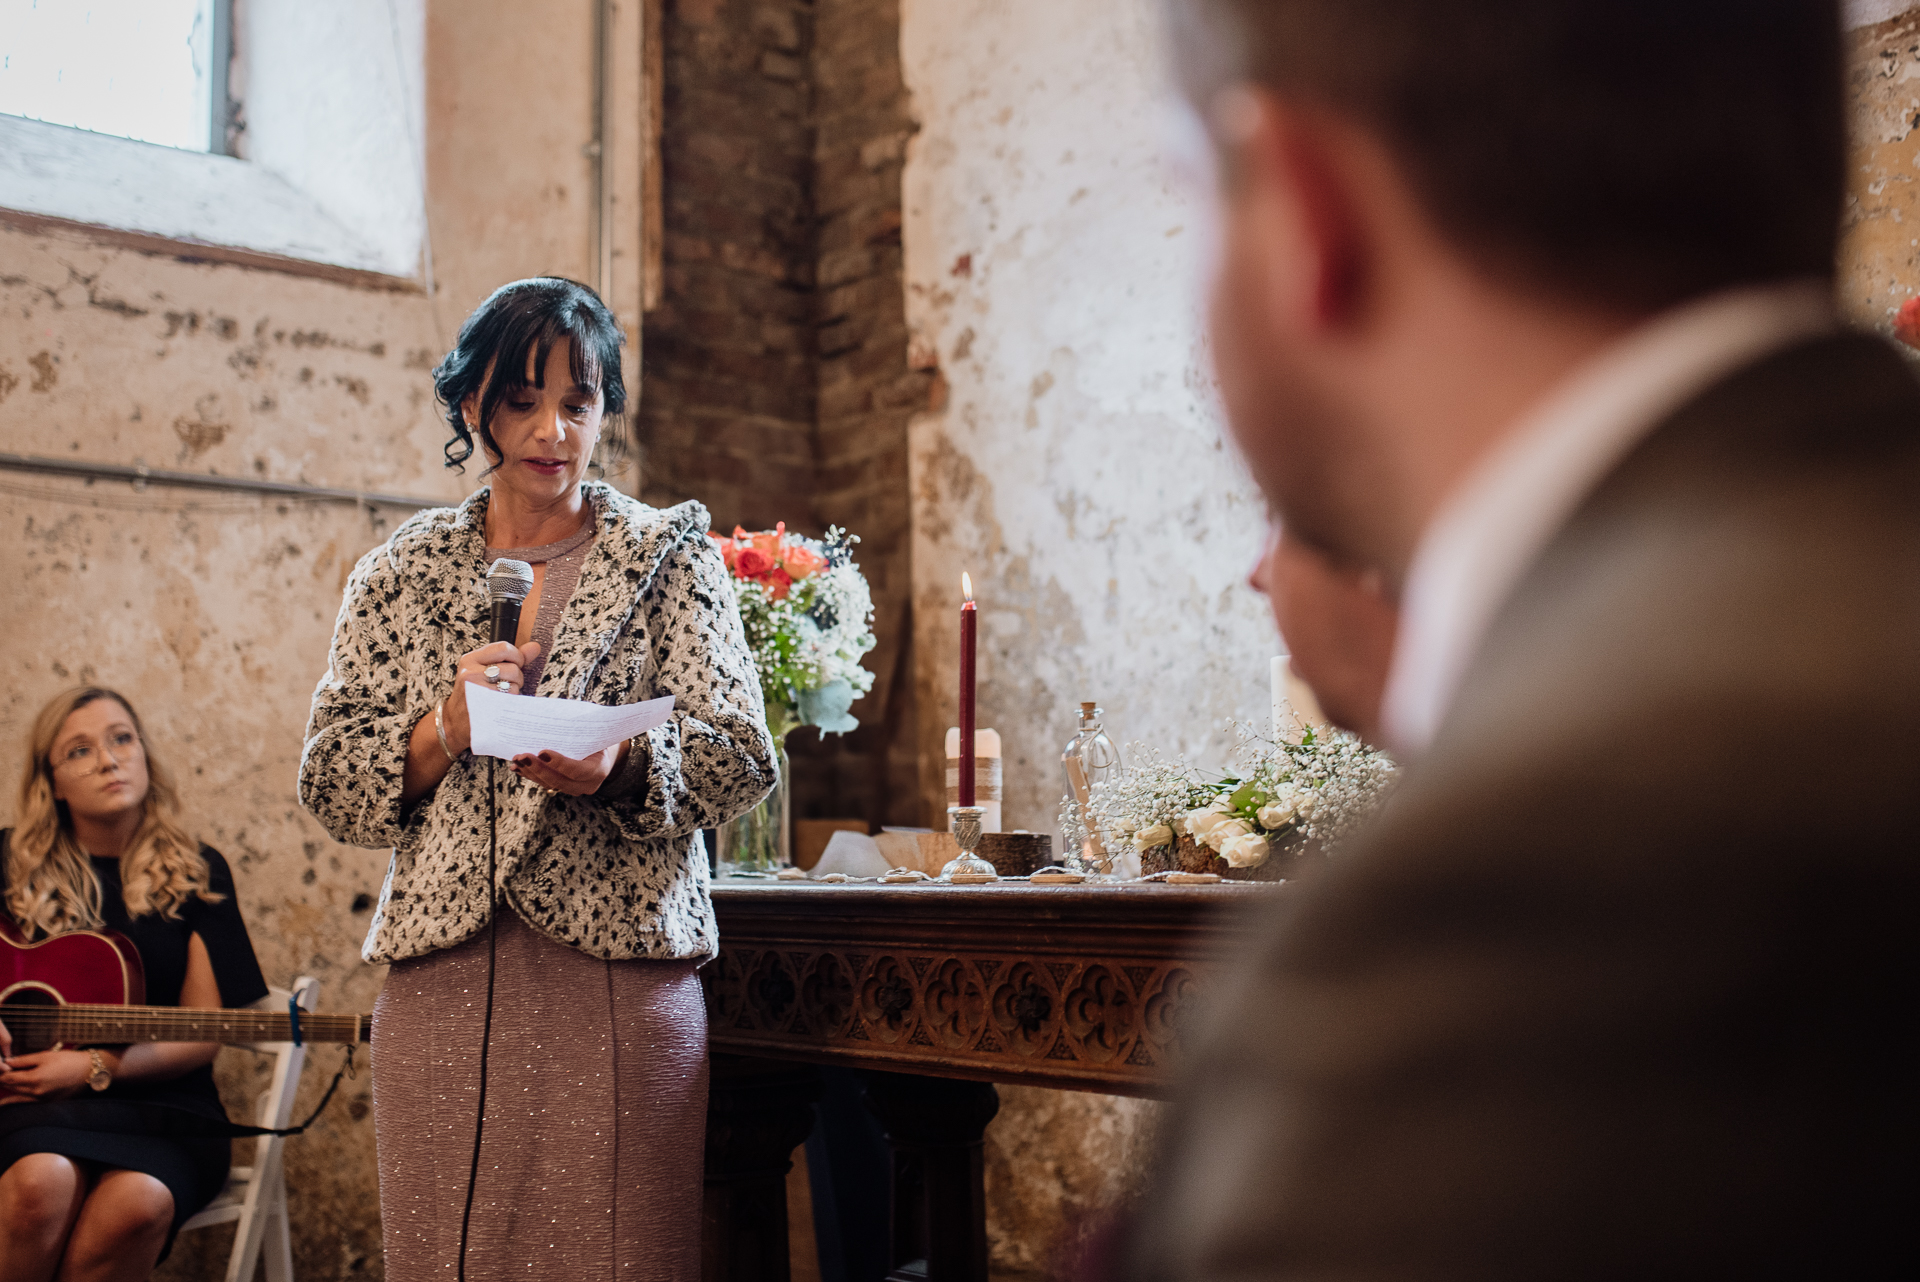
(1127, 2), (1912, 1278)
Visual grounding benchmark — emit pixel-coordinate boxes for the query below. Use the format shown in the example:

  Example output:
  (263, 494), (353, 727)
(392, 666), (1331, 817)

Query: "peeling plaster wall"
(1842, 5), (1920, 332)
(0, 3), (596, 1277)
(901, 0), (1272, 839)
(1, 211), (433, 1282)
(899, 0), (1267, 1273)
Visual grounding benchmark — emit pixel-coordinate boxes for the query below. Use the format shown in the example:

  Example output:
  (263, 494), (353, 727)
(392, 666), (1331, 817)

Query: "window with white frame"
(0, 0), (425, 286)
(0, 0), (230, 154)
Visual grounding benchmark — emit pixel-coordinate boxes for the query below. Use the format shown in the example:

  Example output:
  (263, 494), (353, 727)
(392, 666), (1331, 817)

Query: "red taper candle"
(959, 572), (976, 808)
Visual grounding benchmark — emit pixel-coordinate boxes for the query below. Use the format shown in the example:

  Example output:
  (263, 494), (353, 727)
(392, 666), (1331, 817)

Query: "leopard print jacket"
(298, 483), (776, 965)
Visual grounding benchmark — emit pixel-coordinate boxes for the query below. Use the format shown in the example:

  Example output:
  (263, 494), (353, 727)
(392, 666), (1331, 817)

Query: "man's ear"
(1216, 89), (1367, 335)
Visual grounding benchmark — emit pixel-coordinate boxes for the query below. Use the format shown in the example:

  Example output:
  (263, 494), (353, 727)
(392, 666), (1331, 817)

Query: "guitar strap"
(0, 1044), (356, 1142)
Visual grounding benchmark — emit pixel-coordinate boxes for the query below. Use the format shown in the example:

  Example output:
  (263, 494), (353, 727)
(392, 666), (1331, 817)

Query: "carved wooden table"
(699, 880), (1276, 1282)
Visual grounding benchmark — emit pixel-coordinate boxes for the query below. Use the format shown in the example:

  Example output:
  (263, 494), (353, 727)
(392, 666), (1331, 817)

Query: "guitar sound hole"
(1, 987), (62, 1054)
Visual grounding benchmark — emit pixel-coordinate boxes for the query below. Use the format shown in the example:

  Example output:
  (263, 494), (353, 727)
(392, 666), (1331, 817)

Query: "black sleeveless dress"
(0, 833), (268, 1254)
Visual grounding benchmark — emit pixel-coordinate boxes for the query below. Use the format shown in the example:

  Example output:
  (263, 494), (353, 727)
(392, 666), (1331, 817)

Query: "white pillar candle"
(945, 726), (1003, 832)
(1271, 654), (1291, 742)
(1290, 667), (1329, 731)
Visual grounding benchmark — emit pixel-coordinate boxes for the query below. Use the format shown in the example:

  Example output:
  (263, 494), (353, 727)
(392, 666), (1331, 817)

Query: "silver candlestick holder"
(941, 806), (1000, 883)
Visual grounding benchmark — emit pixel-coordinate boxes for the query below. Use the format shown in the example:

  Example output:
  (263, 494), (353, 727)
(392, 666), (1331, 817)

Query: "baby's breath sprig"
(1068, 723), (1396, 872)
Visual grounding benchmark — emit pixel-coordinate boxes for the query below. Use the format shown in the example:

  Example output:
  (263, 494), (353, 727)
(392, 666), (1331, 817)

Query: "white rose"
(1218, 832), (1271, 868)
(1256, 798), (1298, 830)
(1202, 818), (1252, 853)
(1295, 790), (1320, 819)
(1132, 822), (1174, 852)
(1182, 801), (1232, 840)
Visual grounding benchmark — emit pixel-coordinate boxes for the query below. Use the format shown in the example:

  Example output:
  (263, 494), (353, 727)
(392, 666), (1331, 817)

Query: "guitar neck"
(33, 1003), (368, 1046)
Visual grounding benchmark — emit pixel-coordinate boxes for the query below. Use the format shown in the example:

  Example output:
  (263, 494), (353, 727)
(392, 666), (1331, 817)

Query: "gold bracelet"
(434, 699), (460, 763)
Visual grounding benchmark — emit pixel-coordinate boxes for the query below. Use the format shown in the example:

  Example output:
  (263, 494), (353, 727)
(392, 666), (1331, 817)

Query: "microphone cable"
(455, 556), (530, 1280)
(456, 753), (502, 1281)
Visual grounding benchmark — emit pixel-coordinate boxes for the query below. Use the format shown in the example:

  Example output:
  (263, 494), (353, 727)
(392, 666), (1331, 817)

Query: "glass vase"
(718, 740), (790, 875)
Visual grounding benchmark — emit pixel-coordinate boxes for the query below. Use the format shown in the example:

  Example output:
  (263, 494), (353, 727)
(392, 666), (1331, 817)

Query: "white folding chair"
(178, 975), (319, 1282)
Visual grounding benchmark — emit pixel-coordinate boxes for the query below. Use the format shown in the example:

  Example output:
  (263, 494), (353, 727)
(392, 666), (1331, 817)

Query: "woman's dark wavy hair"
(433, 277), (629, 472)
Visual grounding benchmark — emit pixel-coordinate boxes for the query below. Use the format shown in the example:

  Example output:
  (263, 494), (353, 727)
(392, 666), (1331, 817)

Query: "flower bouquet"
(1060, 723), (1394, 880)
(709, 523), (878, 871)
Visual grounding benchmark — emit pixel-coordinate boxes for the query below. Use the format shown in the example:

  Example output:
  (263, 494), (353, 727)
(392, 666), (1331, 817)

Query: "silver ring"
(496, 680), (511, 693)
(484, 665), (501, 680)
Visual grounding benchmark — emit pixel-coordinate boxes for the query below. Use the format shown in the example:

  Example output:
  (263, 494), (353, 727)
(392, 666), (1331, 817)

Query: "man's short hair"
(1166, 1), (1844, 311)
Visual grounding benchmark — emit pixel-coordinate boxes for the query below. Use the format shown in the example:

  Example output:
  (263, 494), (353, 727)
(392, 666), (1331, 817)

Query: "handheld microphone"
(460, 558), (533, 1282)
(486, 558), (534, 648)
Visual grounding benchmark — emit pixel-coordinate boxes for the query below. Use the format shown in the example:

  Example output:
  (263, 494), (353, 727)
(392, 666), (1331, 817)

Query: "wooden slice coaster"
(980, 832), (1052, 877)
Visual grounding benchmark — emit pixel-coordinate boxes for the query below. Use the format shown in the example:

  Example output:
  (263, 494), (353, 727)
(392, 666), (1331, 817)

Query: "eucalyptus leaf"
(797, 678), (859, 735)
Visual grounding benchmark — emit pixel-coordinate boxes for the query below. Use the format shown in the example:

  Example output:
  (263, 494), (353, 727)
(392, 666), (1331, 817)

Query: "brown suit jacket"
(1126, 333), (1916, 1280)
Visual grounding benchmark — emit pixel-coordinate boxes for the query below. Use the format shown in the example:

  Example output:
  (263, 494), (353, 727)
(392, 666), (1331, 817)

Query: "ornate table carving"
(706, 882), (1274, 1090)
(700, 881), (1278, 1281)
(705, 881), (1271, 1097)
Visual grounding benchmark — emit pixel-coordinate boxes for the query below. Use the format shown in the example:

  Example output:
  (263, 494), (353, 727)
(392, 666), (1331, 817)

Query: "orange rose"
(747, 530), (779, 559)
(781, 542), (826, 579)
(717, 524), (823, 589)
(1897, 297), (1920, 351)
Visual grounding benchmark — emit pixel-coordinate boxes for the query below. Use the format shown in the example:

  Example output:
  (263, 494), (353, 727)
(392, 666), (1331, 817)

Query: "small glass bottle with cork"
(1061, 701), (1123, 876)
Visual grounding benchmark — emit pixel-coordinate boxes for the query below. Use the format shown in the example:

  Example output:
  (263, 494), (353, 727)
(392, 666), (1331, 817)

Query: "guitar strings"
(0, 1005), (362, 1038)
(0, 1011), (358, 1022)
(0, 1023), (362, 1037)
(0, 1007), (359, 1025)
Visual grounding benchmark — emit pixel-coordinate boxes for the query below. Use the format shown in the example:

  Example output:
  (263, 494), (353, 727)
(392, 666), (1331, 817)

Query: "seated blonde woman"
(0, 687), (267, 1282)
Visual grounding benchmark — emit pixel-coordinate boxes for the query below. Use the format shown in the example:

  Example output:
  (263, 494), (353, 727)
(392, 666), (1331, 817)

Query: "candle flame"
(961, 571), (974, 603)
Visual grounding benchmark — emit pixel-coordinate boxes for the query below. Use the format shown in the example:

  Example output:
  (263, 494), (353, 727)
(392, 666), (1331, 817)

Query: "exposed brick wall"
(639, 0), (818, 535)
(639, 0), (933, 831)
(792, 0), (933, 831)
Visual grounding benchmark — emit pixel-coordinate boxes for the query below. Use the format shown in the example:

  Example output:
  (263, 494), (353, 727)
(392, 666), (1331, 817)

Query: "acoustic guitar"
(0, 923), (369, 1053)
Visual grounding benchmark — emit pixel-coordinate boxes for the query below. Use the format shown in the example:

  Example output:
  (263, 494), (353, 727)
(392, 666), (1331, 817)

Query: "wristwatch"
(85, 1049), (112, 1092)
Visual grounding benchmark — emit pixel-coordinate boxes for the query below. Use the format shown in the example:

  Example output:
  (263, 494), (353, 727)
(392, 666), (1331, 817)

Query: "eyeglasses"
(52, 730), (143, 777)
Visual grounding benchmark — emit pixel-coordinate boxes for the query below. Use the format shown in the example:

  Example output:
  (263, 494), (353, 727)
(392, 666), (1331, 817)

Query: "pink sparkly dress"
(371, 522), (708, 1281)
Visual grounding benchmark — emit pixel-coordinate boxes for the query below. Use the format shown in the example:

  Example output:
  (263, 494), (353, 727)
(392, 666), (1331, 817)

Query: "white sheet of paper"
(464, 684), (676, 762)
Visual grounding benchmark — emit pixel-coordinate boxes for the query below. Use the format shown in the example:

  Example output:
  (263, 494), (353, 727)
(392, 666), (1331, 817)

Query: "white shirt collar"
(1378, 280), (1838, 758)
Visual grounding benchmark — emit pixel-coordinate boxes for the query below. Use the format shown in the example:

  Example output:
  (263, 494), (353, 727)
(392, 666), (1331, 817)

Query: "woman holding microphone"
(300, 277), (774, 1280)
